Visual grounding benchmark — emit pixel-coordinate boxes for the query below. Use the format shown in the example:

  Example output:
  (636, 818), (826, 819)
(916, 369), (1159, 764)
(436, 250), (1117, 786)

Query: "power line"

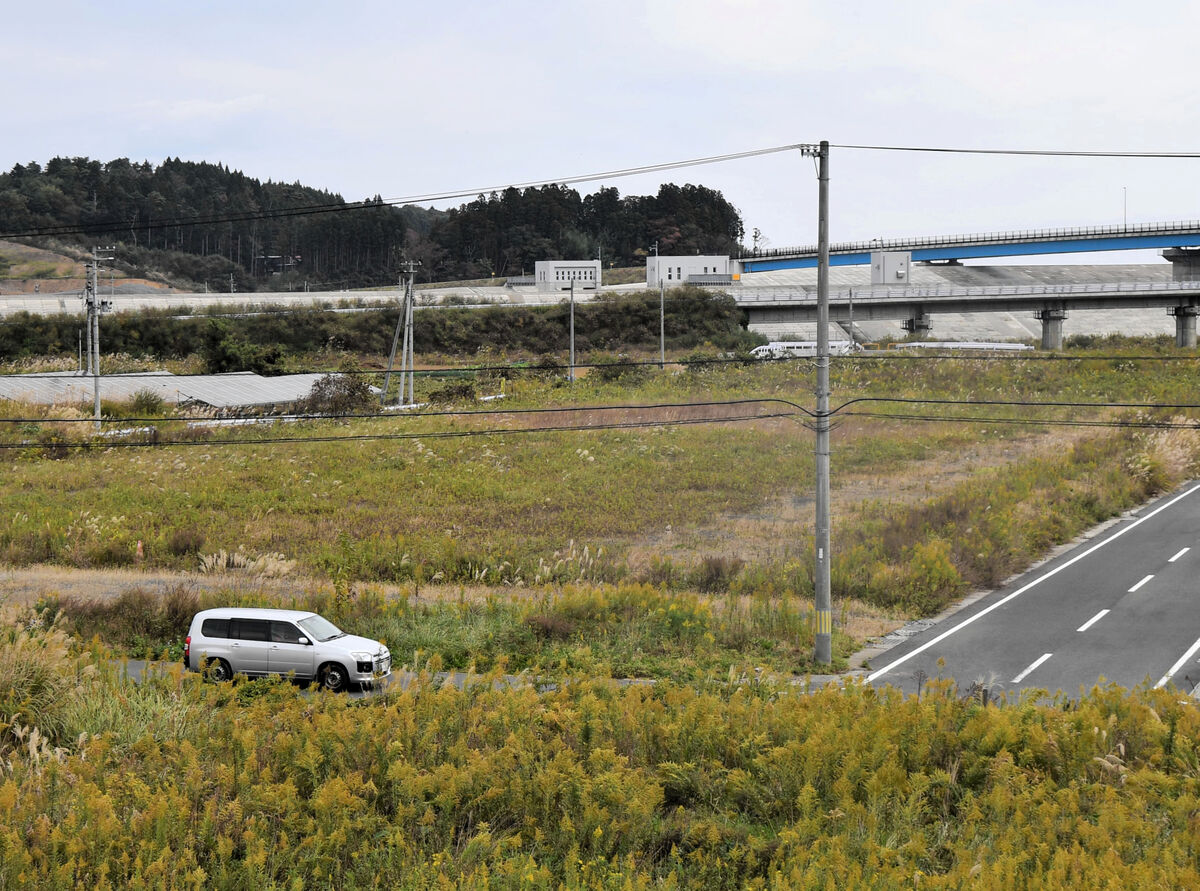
(832, 144), (1200, 158)
(0, 397), (813, 427)
(0, 406), (803, 450)
(840, 411), (1200, 430)
(9, 347), (1200, 386)
(831, 395), (1200, 415)
(5, 140), (1199, 241)
(0, 144), (807, 240)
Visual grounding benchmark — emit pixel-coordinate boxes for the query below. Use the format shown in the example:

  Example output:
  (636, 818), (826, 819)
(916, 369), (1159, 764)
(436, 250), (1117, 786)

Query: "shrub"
(293, 372), (377, 415)
(56, 586), (199, 658)
(130, 388), (166, 416)
(591, 353), (649, 384)
(0, 605), (75, 748)
(689, 555), (745, 593)
(166, 526), (205, 556)
(425, 380), (477, 404)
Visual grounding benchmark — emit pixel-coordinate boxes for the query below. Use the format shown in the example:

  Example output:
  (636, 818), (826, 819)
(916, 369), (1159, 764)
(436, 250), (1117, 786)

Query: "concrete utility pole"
(402, 263), (417, 405)
(805, 141), (833, 666)
(659, 278), (666, 369)
(83, 246), (115, 431)
(382, 261), (420, 405)
(569, 278), (576, 383)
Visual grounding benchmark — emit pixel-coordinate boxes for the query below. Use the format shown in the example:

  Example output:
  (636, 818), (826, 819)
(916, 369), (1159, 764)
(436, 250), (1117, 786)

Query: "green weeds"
(2, 600), (1200, 887)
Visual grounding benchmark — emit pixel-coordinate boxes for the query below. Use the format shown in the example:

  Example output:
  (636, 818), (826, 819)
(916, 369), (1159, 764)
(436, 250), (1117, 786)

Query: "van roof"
(193, 607), (319, 622)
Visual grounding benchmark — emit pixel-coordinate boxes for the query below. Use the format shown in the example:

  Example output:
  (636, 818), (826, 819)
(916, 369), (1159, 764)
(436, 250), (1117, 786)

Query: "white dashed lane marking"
(1012, 653), (1053, 684)
(1156, 637), (1200, 689)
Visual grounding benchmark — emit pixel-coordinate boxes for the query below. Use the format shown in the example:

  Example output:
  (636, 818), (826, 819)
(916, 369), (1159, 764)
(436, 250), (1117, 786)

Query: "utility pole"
(402, 262), (416, 405)
(800, 141), (833, 666)
(382, 260), (420, 405)
(659, 278), (666, 369)
(83, 246), (115, 432)
(569, 278), (576, 383)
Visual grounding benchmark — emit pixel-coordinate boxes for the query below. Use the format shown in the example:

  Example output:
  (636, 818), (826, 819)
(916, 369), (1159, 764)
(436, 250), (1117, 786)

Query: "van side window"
(271, 621), (304, 644)
(201, 618), (230, 638)
(232, 618), (270, 641)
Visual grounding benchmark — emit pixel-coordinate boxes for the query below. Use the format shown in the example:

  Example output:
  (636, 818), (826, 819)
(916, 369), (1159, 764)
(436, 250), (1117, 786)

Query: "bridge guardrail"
(739, 219), (1200, 261)
(733, 280), (1200, 303)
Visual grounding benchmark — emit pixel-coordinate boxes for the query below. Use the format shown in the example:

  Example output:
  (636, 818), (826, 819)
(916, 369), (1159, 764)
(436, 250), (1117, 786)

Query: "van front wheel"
(320, 663), (349, 692)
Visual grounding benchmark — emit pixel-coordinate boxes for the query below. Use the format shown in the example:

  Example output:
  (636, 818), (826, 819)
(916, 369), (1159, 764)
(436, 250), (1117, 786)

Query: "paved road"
(867, 483), (1200, 698)
(120, 661), (504, 699)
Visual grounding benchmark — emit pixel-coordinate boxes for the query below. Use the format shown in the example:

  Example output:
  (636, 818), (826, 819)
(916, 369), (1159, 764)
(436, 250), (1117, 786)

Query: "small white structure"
(535, 260), (601, 291)
(870, 251), (911, 285)
(647, 255), (734, 288)
(750, 341), (853, 359)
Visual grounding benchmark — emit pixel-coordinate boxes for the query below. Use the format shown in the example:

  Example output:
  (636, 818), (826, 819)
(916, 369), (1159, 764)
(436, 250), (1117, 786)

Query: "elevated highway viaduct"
(735, 280), (1200, 349)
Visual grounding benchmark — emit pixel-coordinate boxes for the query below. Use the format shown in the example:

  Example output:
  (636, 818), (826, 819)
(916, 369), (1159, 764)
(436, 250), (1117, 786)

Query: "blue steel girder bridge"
(738, 219), (1200, 271)
(735, 220), (1200, 349)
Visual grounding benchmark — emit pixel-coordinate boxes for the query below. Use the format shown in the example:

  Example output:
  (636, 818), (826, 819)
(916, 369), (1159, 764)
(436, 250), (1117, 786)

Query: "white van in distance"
(750, 341), (853, 359)
(184, 607), (391, 692)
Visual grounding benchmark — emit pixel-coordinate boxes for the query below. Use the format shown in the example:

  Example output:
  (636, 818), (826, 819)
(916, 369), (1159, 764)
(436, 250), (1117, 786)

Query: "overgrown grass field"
(4, 348), (1200, 621)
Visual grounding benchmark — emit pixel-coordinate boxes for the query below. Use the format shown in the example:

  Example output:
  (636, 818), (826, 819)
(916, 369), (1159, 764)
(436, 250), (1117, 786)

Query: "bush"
(425, 380), (477, 404)
(293, 372), (378, 415)
(130, 388), (166, 416)
(591, 353), (649, 384)
(56, 586), (199, 658)
(688, 555), (745, 593)
(0, 605), (75, 748)
(166, 527), (205, 556)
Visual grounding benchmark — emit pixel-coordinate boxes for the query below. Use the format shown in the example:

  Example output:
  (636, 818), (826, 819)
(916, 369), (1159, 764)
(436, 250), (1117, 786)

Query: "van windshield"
(297, 615), (345, 642)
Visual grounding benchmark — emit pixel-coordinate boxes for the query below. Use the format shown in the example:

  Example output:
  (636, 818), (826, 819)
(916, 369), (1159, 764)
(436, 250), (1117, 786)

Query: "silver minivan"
(184, 607), (391, 692)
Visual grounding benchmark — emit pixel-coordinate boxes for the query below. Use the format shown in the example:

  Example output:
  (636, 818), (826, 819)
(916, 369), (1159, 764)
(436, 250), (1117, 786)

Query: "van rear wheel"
(205, 658), (233, 683)
(320, 663), (349, 692)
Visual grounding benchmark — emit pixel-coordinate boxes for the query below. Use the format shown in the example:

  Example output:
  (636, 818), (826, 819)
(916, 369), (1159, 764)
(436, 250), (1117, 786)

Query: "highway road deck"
(867, 482), (1200, 698)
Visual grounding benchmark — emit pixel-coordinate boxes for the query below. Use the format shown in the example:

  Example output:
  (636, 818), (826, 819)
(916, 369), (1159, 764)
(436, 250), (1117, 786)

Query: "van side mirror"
(297, 636), (310, 646)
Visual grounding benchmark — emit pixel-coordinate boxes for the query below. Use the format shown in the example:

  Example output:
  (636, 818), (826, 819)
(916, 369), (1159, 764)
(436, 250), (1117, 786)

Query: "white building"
(646, 255), (735, 288)
(535, 260), (602, 292)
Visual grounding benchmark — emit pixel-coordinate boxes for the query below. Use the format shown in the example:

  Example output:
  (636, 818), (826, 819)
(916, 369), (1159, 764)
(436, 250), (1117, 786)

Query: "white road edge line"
(1128, 574), (1154, 593)
(866, 483), (1200, 683)
(1169, 547), (1190, 563)
(1012, 653), (1053, 684)
(1154, 636), (1200, 689)
(1076, 609), (1109, 633)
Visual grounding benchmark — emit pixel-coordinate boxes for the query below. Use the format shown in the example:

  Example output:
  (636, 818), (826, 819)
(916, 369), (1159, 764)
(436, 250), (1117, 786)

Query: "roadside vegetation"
(2, 599), (1200, 887)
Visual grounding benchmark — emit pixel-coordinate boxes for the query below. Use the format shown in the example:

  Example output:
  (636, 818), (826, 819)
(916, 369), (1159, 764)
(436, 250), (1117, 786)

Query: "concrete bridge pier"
(1035, 306), (1068, 350)
(1163, 248), (1200, 282)
(1170, 305), (1198, 348)
(901, 310), (932, 337)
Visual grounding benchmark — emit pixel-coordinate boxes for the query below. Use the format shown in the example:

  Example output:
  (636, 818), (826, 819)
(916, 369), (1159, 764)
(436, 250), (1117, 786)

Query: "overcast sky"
(8, 1), (1198, 263)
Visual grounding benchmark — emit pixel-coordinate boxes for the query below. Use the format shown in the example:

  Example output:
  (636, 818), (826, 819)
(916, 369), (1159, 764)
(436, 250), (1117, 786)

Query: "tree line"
(0, 157), (745, 289)
(0, 287), (758, 370)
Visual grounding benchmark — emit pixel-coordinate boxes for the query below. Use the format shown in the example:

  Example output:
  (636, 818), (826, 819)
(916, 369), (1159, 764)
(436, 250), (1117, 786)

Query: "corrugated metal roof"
(172, 373), (329, 409)
(0, 371), (331, 409)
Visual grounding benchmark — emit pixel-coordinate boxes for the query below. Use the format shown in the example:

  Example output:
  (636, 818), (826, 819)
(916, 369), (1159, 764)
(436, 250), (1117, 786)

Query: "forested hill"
(0, 158), (745, 291)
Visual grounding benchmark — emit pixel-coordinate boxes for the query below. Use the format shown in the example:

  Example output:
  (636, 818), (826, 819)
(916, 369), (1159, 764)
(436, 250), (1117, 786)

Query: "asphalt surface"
(866, 482), (1200, 698)
(120, 661), (496, 699)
